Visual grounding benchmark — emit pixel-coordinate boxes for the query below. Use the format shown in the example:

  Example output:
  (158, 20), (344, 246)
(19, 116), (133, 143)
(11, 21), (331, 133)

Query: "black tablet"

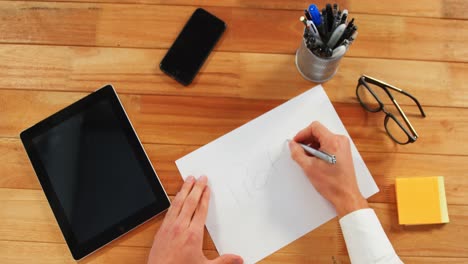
(20, 85), (170, 260)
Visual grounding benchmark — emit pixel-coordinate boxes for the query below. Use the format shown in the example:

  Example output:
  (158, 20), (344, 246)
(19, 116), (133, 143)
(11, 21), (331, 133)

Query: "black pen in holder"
(295, 29), (347, 83)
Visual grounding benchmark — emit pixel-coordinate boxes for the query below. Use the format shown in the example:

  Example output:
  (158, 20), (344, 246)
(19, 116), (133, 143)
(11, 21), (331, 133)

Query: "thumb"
(289, 140), (312, 169)
(210, 254), (243, 264)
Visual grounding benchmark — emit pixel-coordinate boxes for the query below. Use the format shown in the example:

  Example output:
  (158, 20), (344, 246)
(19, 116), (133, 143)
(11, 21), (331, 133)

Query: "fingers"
(177, 175), (208, 227)
(164, 176), (195, 223)
(293, 121), (333, 145)
(190, 185), (210, 231)
(210, 254), (244, 264)
(289, 140), (314, 169)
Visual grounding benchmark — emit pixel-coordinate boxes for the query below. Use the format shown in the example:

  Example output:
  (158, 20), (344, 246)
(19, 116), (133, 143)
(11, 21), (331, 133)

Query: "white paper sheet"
(175, 85), (379, 264)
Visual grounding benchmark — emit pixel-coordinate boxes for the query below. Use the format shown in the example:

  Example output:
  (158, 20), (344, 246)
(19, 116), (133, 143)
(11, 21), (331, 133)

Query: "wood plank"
(261, 254), (468, 264)
(6, 0), (467, 19)
(1, 2), (467, 62)
(394, 257), (468, 264)
(0, 188), (339, 255)
(0, 1), (465, 262)
(0, 90), (467, 155)
(373, 203), (468, 258)
(1, 44), (466, 108)
(260, 254), (468, 264)
(1, 240), (467, 264)
(362, 152), (468, 205)
(1, 188), (467, 257)
(0, 240), (150, 264)
(0, 188), (217, 249)
(2, 138), (467, 204)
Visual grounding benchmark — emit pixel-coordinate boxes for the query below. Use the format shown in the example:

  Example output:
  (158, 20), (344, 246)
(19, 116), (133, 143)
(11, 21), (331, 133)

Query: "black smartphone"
(160, 8), (226, 86)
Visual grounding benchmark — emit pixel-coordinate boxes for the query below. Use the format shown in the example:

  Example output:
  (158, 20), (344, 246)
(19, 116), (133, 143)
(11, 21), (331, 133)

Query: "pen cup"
(295, 37), (346, 83)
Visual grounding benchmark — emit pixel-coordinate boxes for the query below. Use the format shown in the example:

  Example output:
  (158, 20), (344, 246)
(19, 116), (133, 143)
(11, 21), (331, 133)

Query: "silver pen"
(288, 140), (336, 164)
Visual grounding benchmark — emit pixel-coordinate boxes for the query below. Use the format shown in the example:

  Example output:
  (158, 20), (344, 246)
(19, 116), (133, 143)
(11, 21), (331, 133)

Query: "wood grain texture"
(1, 89), (466, 155)
(1, 188), (468, 258)
(1, 2), (467, 62)
(2, 240), (467, 264)
(2, 138), (467, 204)
(1, 0), (467, 263)
(0, 44), (467, 107)
(0, 188), (337, 254)
(5, 0), (467, 19)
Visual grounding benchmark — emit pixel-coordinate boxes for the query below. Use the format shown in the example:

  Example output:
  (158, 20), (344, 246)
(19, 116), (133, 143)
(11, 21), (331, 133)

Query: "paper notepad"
(176, 85), (379, 263)
(396, 176), (449, 225)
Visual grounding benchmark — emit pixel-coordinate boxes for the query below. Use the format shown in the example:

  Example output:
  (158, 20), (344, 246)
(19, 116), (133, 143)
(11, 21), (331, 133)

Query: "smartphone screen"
(160, 8), (226, 86)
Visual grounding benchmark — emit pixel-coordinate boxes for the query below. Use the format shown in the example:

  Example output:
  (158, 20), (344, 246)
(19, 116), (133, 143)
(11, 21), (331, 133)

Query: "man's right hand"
(288, 121), (369, 218)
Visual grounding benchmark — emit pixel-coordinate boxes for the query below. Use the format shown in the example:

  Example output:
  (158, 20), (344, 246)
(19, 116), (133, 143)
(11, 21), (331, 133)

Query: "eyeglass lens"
(357, 83), (380, 112)
(385, 115), (410, 144)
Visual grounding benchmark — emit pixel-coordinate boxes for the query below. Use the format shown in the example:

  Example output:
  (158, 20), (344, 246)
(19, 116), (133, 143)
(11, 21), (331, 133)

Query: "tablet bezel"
(20, 85), (170, 260)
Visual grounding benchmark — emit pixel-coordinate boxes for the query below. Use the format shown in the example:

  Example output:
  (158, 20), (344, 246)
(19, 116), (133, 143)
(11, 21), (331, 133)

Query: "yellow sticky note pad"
(395, 176), (449, 225)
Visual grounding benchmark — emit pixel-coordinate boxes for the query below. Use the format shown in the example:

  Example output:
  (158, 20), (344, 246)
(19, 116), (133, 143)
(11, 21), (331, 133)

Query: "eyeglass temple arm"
(391, 99), (419, 139)
(388, 87), (426, 118)
(362, 76), (426, 118)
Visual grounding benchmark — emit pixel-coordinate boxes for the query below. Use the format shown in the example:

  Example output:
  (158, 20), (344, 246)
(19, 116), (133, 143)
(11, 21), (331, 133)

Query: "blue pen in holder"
(295, 35), (347, 83)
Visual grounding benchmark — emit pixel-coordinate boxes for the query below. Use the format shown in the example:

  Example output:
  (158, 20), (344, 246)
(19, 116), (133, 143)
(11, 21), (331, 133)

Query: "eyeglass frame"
(356, 75), (426, 144)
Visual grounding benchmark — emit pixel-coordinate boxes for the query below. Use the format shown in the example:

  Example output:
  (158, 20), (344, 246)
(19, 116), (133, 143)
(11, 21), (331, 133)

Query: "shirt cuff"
(339, 208), (403, 264)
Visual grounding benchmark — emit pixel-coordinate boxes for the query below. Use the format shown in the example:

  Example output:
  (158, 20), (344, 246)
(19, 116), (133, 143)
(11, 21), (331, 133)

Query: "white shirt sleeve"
(339, 208), (403, 264)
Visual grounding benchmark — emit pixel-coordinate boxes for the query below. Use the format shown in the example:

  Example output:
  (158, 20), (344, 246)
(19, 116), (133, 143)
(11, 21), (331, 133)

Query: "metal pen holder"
(295, 37), (346, 83)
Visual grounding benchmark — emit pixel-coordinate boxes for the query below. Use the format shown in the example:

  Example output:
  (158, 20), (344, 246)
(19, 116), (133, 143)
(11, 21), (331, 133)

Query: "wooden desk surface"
(0, 0), (467, 263)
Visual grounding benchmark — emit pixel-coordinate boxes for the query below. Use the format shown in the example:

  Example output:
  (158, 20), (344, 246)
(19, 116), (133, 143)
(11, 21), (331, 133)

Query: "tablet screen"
(31, 98), (156, 244)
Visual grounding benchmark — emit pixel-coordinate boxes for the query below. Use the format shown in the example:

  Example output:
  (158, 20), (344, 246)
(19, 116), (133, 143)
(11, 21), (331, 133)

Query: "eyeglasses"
(356, 75), (426, 145)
